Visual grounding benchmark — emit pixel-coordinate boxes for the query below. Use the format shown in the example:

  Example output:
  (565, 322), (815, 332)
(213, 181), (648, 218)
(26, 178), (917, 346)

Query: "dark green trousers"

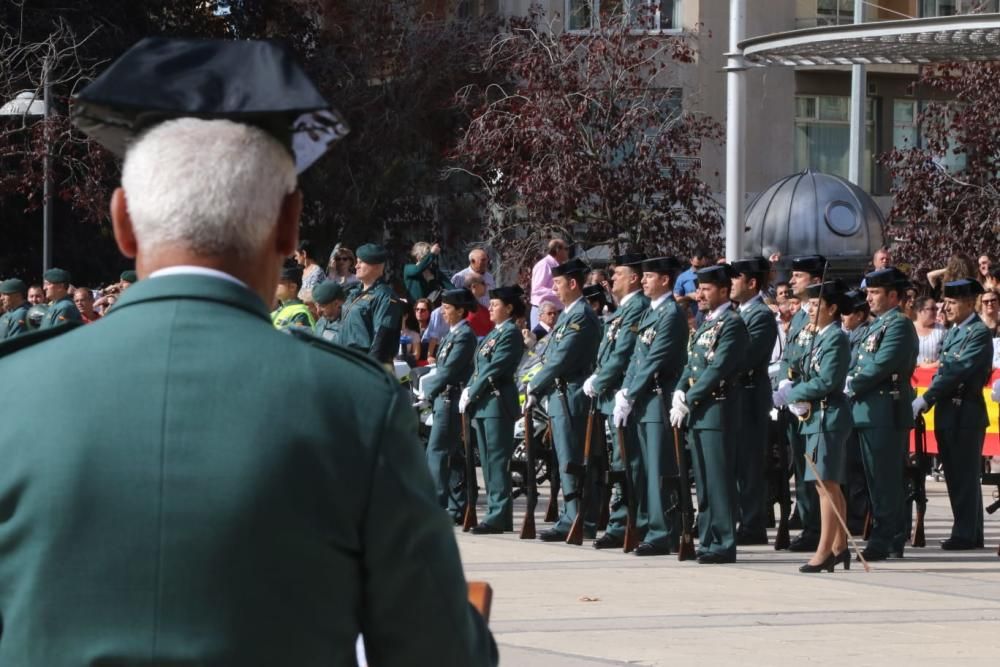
(602, 417), (647, 540)
(550, 412), (595, 535)
(689, 428), (737, 558)
(735, 404), (768, 536)
(425, 407), (465, 519)
(858, 427), (908, 554)
(471, 416), (515, 531)
(638, 420), (679, 548)
(788, 418), (820, 538)
(936, 426), (985, 545)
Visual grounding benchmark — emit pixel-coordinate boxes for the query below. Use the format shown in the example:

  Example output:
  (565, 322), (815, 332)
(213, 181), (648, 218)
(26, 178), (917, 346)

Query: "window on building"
(794, 95), (876, 191)
(566, 1), (682, 32)
(816, 0), (856, 25)
(892, 99), (967, 173)
(921, 0), (999, 16)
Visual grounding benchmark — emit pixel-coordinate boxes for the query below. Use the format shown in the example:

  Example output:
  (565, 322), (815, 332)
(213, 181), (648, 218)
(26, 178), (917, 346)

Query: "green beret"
(356, 243), (388, 264)
(311, 281), (345, 305)
(0, 278), (26, 294)
(42, 268), (71, 284)
(120, 270), (138, 283)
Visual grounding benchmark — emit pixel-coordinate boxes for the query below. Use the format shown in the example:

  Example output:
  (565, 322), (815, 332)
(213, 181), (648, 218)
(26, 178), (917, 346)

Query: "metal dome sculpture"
(743, 170), (885, 274)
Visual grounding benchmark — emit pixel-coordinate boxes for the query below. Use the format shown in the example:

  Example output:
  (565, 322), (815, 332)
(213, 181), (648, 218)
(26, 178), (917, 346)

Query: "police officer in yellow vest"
(272, 264), (315, 331)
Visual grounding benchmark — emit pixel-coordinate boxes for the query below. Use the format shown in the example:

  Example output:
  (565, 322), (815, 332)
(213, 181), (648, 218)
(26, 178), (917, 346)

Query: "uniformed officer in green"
(614, 256), (688, 556)
(585, 253), (650, 550)
(0, 278), (30, 340)
(311, 281), (346, 342)
(419, 288), (479, 521)
(271, 265), (315, 331)
(670, 264), (749, 564)
(730, 257), (778, 545)
(912, 279), (993, 550)
(781, 255), (825, 551)
(775, 281), (853, 573)
(339, 243), (402, 365)
(460, 286), (527, 533)
(526, 257), (602, 542)
(846, 266), (918, 561)
(40, 268), (82, 329)
(0, 37), (496, 666)
(841, 288), (873, 534)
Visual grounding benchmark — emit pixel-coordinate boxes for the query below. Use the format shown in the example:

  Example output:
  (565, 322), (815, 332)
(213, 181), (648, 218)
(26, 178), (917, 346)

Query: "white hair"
(121, 118), (297, 258)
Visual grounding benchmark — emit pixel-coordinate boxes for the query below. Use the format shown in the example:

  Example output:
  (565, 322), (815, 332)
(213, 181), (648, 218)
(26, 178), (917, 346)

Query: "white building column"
(847, 0), (866, 187)
(724, 0), (746, 261)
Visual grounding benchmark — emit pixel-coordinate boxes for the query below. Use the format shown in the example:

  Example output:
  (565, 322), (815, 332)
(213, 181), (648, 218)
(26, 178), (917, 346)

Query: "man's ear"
(276, 189), (303, 257)
(111, 188), (138, 258)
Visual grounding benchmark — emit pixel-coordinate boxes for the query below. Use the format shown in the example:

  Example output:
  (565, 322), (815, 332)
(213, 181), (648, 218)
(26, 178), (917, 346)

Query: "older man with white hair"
(0, 37), (496, 667)
(451, 246), (495, 305)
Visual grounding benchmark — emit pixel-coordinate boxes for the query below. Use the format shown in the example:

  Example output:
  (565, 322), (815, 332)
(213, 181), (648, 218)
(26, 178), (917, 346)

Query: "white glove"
(459, 387), (471, 414)
(772, 386), (791, 408)
(789, 401), (810, 417)
(412, 399), (430, 410)
(911, 396), (928, 420)
(583, 375), (597, 398)
(523, 392), (537, 414)
(669, 406), (686, 428)
(613, 389), (633, 428)
(414, 389), (426, 402)
(844, 375), (854, 396)
(778, 379), (793, 393)
(671, 390), (686, 411)
(992, 378), (1000, 402)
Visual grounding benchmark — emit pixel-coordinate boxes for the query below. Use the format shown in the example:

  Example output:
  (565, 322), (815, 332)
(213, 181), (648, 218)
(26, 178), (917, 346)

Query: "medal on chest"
(480, 336), (498, 357)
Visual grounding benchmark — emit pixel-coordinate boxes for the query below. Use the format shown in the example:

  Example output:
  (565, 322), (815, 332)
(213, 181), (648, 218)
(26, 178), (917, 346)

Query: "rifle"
(596, 418), (612, 532)
(544, 421), (560, 523)
(616, 421), (640, 553)
(908, 414), (929, 547)
(519, 411), (537, 539)
(566, 399), (597, 545)
(670, 424), (697, 561)
(461, 411), (478, 532)
(772, 409), (792, 551)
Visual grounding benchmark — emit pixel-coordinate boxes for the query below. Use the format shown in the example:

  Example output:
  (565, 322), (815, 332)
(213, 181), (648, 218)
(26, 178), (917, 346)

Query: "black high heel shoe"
(799, 553), (835, 573)
(834, 549), (851, 571)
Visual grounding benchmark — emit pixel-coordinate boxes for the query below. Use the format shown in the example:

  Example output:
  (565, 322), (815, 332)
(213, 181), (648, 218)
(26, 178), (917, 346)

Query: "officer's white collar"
(563, 296), (583, 312)
(819, 321), (837, 336)
(738, 292), (763, 312)
(148, 265), (248, 288)
(956, 312), (977, 329)
(650, 292), (671, 310)
(705, 301), (731, 321)
(450, 319), (469, 333)
(619, 289), (641, 307)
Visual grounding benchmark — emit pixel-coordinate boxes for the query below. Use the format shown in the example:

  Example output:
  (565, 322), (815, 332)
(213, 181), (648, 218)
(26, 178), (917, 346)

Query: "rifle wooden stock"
(467, 581), (493, 624)
(544, 422), (560, 523)
(597, 420), (611, 531)
(616, 423), (640, 553)
(671, 426), (697, 561)
(520, 412), (537, 540)
(566, 401), (596, 545)
(461, 412), (478, 531)
(910, 414), (928, 548)
(773, 410), (791, 551)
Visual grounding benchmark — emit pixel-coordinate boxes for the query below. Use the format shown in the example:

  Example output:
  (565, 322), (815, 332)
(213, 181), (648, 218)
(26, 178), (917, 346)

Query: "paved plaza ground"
(458, 480), (1000, 666)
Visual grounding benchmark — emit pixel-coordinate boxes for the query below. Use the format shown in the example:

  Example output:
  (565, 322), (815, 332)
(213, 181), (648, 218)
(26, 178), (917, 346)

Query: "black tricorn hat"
(551, 257), (590, 279)
(72, 37), (349, 173)
(864, 267), (909, 291)
(441, 288), (478, 313)
(943, 279), (986, 299)
(582, 284), (609, 303)
(731, 256), (771, 276)
(614, 253), (646, 268)
(695, 264), (736, 286)
(842, 289), (870, 314)
(489, 285), (526, 317)
(791, 255), (827, 277)
(641, 256), (682, 275)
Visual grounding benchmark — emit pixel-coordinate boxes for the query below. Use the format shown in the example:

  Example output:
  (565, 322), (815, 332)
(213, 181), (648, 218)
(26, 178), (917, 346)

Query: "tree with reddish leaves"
(879, 61), (1000, 270)
(447, 3), (723, 274)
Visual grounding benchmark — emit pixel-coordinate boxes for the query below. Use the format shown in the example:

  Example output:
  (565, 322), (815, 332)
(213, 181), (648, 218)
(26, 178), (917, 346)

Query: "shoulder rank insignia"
(569, 322), (581, 331)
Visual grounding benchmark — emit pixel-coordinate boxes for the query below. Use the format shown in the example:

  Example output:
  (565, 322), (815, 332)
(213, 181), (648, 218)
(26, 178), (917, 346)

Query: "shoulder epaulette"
(285, 327), (397, 385)
(0, 321), (83, 359)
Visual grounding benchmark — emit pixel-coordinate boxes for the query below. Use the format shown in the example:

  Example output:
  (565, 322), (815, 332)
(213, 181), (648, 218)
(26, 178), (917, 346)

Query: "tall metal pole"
(847, 0), (866, 187)
(724, 0), (746, 262)
(42, 55), (53, 272)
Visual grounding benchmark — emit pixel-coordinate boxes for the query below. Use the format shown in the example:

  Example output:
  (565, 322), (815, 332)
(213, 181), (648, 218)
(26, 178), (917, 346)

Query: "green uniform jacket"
(529, 298), (601, 417)
(848, 320), (872, 352)
(849, 307), (918, 429)
(339, 278), (402, 363)
(922, 314), (994, 431)
(0, 274), (495, 667)
(422, 321), (478, 408)
(0, 302), (28, 340)
(313, 315), (340, 343)
(271, 298), (315, 330)
(467, 319), (524, 420)
(786, 323), (852, 435)
(402, 253), (453, 301)
(738, 296), (779, 417)
(677, 305), (749, 429)
(780, 307), (811, 381)
(40, 295), (81, 329)
(591, 291), (649, 415)
(621, 296), (688, 423)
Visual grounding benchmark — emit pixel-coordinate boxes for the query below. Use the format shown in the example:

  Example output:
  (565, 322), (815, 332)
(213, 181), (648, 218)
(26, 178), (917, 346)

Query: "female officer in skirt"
(459, 286), (527, 534)
(774, 280), (853, 572)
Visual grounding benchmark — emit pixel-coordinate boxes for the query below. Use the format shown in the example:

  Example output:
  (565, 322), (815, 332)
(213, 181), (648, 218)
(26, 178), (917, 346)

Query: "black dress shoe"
(858, 547), (888, 562)
(834, 549), (851, 571)
(593, 533), (624, 550)
(788, 534), (819, 552)
(799, 553), (835, 573)
(451, 515), (463, 526)
(941, 538), (977, 551)
(537, 528), (568, 542)
(697, 552), (736, 564)
(634, 542), (671, 557)
(736, 531), (768, 546)
(890, 548), (904, 559)
(470, 523), (503, 535)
